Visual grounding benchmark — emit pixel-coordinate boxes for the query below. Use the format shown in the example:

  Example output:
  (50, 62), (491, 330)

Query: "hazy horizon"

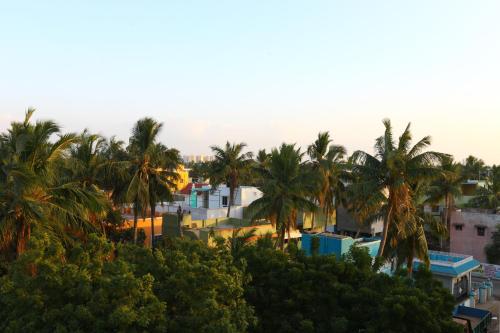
(2, 1), (499, 164)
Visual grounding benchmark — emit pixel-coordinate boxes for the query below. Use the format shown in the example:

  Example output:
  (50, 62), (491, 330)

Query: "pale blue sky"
(1, 1), (499, 163)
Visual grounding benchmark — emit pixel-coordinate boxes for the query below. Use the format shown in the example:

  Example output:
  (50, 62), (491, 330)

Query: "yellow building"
(171, 164), (189, 191)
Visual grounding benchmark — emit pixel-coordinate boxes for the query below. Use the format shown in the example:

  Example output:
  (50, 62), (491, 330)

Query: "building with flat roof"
(414, 251), (481, 304)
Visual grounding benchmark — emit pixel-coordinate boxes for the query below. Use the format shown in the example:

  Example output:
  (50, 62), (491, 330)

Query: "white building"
(159, 184), (262, 220)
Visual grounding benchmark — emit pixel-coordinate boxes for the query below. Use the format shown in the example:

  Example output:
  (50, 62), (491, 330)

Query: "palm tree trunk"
(133, 203), (139, 245)
(445, 194), (451, 251)
(150, 204), (156, 249)
(407, 254), (414, 276)
(16, 223), (27, 256)
(355, 227), (361, 239)
(407, 236), (416, 276)
(377, 201), (393, 257)
(227, 186), (234, 218)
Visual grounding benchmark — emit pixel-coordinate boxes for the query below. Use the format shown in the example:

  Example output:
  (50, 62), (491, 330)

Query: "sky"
(1, 1), (499, 164)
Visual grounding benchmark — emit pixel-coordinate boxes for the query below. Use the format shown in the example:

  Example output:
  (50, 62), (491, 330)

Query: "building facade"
(450, 209), (500, 263)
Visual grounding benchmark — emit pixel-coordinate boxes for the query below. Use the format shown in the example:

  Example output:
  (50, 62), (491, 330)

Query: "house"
(450, 209), (500, 262)
(335, 205), (383, 237)
(162, 183), (263, 220)
(413, 251), (481, 305)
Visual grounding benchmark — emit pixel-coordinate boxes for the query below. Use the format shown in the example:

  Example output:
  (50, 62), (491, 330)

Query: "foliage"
(0, 110), (108, 258)
(248, 144), (316, 249)
(351, 119), (444, 257)
(461, 155), (487, 180)
(120, 238), (256, 333)
(209, 142), (253, 217)
(0, 233), (167, 333)
(468, 165), (500, 210)
(239, 244), (461, 333)
(307, 132), (348, 230)
(126, 117), (181, 247)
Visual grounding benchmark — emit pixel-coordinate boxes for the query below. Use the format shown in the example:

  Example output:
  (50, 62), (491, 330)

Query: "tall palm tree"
(307, 132), (348, 230)
(0, 109), (106, 257)
(468, 165), (500, 210)
(248, 144), (316, 250)
(127, 118), (180, 248)
(390, 183), (447, 275)
(351, 119), (444, 257)
(209, 142), (253, 217)
(426, 156), (463, 249)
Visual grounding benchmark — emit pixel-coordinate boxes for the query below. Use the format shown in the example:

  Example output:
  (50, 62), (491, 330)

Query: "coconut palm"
(390, 194), (447, 275)
(127, 118), (180, 248)
(0, 109), (106, 257)
(209, 142), (253, 217)
(248, 144), (316, 250)
(307, 132), (348, 230)
(426, 156), (463, 249)
(351, 119), (444, 257)
(462, 155), (487, 180)
(345, 173), (385, 238)
(256, 149), (270, 168)
(468, 165), (500, 210)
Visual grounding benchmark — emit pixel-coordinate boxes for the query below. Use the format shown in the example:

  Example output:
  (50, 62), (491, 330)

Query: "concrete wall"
(336, 206), (384, 236)
(123, 217), (163, 247)
(450, 210), (500, 262)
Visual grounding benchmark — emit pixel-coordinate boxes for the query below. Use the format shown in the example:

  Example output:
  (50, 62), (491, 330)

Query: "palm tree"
(426, 156), (463, 249)
(345, 173), (385, 238)
(462, 155), (487, 180)
(307, 132), (348, 230)
(256, 149), (270, 168)
(468, 165), (500, 210)
(127, 118), (180, 248)
(390, 184), (447, 276)
(226, 227), (257, 257)
(351, 119), (444, 257)
(248, 144), (316, 250)
(209, 142), (253, 217)
(0, 109), (106, 257)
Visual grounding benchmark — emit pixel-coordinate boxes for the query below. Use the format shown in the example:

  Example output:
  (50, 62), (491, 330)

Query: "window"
(477, 227), (486, 237)
(222, 196), (228, 207)
(454, 225), (463, 231)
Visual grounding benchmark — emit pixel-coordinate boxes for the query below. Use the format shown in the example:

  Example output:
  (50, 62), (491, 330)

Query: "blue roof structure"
(414, 251), (481, 277)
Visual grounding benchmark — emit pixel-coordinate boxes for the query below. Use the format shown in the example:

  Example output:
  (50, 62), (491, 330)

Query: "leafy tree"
(351, 119), (444, 256)
(209, 142), (253, 217)
(0, 233), (167, 332)
(238, 243), (461, 333)
(248, 144), (316, 250)
(121, 238), (256, 332)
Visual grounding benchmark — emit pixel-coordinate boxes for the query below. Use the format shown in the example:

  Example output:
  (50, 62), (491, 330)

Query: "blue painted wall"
(302, 234), (379, 258)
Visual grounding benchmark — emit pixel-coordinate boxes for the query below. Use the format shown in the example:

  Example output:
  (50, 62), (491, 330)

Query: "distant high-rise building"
(182, 155), (214, 163)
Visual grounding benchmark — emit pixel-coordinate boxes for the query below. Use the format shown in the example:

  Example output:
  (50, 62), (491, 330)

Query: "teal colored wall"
(302, 234), (380, 259)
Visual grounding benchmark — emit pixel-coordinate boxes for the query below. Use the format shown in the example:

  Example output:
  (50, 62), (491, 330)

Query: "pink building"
(450, 210), (500, 263)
